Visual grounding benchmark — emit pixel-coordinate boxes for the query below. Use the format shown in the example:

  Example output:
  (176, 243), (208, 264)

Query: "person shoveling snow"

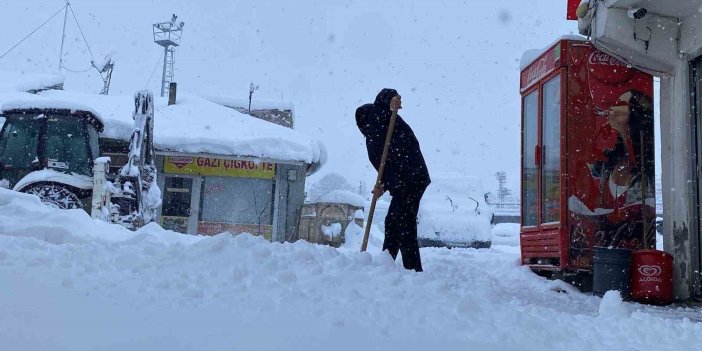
(355, 88), (431, 272)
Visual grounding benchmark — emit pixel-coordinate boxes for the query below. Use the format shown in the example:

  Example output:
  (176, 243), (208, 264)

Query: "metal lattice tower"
(164, 47), (175, 89)
(153, 14), (184, 97)
(495, 171), (511, 203)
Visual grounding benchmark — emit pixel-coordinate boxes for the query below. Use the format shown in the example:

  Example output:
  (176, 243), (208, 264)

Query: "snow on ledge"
(520, 35), (589, 70)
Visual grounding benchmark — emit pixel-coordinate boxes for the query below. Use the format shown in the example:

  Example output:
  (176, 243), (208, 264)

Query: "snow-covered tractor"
(0, 90), (160, 229)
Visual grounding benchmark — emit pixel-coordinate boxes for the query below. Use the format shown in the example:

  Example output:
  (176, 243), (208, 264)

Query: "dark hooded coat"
(355, 89), (431, 194)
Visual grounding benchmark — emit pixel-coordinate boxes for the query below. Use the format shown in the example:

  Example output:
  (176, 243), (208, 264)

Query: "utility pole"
(248, 82), (259, 114)
(58, 1), (70, 72)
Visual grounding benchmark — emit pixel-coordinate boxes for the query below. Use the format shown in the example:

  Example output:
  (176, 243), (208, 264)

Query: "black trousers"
(384, 186), (426, 272)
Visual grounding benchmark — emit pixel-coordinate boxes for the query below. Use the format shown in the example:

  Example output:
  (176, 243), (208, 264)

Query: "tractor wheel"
(22, 184), (83, 210)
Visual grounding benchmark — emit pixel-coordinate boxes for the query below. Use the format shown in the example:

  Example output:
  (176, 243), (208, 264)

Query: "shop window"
(162, 177), (193, 218)
(200, 176), (274, 226)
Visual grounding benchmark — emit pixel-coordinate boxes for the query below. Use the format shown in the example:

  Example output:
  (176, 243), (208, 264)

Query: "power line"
(60, 63), (93, 73)
(68, 3), (94, 59)
(0, 4), (67, 61)
(144, 52), (164, 89)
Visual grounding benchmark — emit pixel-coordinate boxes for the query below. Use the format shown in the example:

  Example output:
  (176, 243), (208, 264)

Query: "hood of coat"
(373, 88), (399, 108)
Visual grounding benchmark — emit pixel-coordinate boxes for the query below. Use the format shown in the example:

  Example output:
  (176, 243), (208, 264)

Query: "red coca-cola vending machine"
(520, 38), (655, 273)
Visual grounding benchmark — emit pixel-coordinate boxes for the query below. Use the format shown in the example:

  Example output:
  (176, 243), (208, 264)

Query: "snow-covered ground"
(1, 188), (700, 350)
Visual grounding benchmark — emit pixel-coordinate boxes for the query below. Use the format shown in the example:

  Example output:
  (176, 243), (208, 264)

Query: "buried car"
(417, 173), (492, 249)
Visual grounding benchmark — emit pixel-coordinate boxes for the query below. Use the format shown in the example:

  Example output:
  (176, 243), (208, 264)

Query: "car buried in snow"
(416, 173), (493, 249)
(0, 91), (160, 229)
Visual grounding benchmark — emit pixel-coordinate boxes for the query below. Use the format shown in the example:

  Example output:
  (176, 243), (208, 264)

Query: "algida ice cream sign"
(164, 156), (276, 179)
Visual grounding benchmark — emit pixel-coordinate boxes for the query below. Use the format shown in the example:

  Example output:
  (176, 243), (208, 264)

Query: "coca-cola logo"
(588, 51), (633, 85)
(588, 52), (627, 67)
(526, 57), (548, 85)
(638, 265), (662, 277)
(169, 156), (194, 169)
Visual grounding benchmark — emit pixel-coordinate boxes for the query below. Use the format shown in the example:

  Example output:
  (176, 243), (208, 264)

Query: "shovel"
(361, 107), (398, 252)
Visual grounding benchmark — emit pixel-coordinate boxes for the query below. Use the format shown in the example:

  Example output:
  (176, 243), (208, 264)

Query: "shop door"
(161, 176), (193, 233)
(692, 58), (702, 296)
(521, 74), (562, 229)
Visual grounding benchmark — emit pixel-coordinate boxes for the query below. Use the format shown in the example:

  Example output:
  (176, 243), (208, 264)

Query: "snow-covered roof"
(203, 95), (294, 111)
(0, 70), (64, 93)
(313, 189), (365, 207)
(1, 89), (325, 166)
(1, 98), (104, 124)
(520, 35), (589, 70)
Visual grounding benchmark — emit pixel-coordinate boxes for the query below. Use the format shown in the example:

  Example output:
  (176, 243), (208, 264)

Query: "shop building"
(14, 89), (325, 242)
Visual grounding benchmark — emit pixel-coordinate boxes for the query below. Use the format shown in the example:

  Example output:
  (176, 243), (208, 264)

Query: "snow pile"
(0, 70), (64, 93)
(3, 90), (325, 166)
(491, 223), (521, 246)
(418, 173), (493, 245)
(315, 189), (365, 207)
(0, 188), (197, 244)
(1, 187), (702, 350)
(321, 222), (342, 239)
(341, 220), (384, 253)
(598, 291), (632, 319)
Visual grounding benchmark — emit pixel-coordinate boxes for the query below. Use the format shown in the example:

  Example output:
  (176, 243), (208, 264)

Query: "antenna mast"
(58, 1), (69, 71)
(153, 14), (184, 97)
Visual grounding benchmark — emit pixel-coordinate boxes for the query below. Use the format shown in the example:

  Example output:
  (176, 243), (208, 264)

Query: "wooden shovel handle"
(361, 109), (398, 252)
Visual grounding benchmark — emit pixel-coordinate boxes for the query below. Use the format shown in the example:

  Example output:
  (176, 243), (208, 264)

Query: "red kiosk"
(519, 38), (656, 274)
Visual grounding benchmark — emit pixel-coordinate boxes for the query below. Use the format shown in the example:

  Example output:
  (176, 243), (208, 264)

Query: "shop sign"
(164, 156), (276, 179)
(520, 45), (560, 91)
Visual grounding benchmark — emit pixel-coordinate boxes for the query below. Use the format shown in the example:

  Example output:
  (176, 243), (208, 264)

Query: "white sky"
(0, 0), (583, 194)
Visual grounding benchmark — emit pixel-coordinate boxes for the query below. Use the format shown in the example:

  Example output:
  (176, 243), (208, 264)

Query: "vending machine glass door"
(541, 75), (561, 224)
(522, 90), (539, 227)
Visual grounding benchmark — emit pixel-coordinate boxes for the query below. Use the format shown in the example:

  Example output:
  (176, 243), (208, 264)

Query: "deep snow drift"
(0, 188), (700, 351)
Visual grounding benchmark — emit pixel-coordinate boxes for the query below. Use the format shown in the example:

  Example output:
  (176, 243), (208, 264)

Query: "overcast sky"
(1, 1), (582, 193)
